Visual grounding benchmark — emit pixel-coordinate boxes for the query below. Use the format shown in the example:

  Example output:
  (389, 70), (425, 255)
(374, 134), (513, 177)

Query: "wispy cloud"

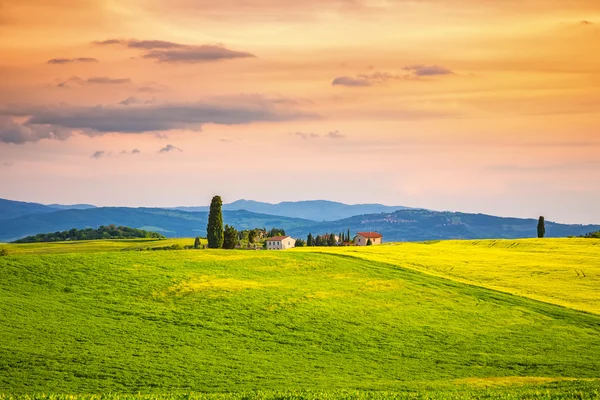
(333, 65), (455, 87)
(120, 148), (141, 155)
(327, 130), (345, 139)
(94, 38), (256, 64)
(292, 130), (345, 140)
(403, 64), (454, 77)
(91, 150), (105, 159)
(159, 144), (182, 153)
(47, 57), (98, 65)
(119, 97), (140, 106)
(58, 76), (130, 87)
(332, 71), (401, 87)
(294, 131), (320, 139)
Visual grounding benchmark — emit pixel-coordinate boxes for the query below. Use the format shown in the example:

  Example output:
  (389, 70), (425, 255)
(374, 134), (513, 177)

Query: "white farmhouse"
(265, 236), (295, 250)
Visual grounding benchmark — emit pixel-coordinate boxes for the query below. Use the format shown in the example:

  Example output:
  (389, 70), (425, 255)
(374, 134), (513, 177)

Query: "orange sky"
(0, 0), (599, 223)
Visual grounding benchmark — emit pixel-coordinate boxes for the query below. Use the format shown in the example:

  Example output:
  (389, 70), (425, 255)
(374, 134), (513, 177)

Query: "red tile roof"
(357, 232), (382, 239)
(266, 236), (291, 241)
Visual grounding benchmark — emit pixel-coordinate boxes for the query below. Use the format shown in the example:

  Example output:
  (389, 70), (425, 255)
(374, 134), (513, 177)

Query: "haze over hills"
(0, 206), (313, 243)
(1, 197), (599, 243)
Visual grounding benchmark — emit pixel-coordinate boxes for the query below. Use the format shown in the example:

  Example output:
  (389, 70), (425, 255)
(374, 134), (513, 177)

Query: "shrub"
(0, 248), (9, 257)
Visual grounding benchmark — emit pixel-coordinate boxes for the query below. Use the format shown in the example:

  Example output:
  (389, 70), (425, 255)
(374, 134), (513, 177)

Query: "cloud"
(91, 150), (105, 159)
(2, 161), (14, 168)
(403, 64), (454, 77)
(332, 71), (399, 87)
(293, 130), (345, 140)
(293, 131), (320, 139)
(0, 96), (316, 143)
(581, 20), (594, 25)
(327, 130), (345, 139)
(159, 144), (182, 153)
(332, 76), (372, 87)
(94, 38), (256, 63)
(120, 148), (141, 154)
(119, 97), (140, 105)
(47, 57), (98, 64)
(87, 76), (131, 85)
(58, 76), (130, 87)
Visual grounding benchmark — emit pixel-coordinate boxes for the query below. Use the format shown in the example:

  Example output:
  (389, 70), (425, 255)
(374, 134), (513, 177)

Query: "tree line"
(12, 225), (165, 243)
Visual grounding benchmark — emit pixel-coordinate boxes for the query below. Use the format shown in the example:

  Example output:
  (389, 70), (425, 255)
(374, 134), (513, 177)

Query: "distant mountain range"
(174, 199), (412, 221)
(0, 197), (598, 242)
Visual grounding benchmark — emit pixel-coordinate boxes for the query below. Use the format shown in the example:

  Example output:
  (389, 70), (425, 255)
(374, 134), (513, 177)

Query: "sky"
(0, 0), (599, 224)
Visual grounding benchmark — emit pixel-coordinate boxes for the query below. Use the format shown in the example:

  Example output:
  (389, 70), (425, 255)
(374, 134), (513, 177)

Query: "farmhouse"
(265, 236), (295, 250)
(355, 232), (383, 246)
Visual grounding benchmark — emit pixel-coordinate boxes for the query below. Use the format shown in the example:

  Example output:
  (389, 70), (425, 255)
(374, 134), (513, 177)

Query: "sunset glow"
(1, 0), (599, 223)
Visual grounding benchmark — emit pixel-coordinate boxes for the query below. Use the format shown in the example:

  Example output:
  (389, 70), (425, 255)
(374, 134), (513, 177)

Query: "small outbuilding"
(355, 232), (383, 246)
(265, 236), (295, 250)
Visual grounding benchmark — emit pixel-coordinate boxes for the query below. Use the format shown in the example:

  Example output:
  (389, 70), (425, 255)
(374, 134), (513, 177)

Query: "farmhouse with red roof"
(355, 232), (383, 246)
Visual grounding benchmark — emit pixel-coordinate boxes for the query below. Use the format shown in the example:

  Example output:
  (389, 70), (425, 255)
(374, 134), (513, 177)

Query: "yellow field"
(300, 238), (600, 315)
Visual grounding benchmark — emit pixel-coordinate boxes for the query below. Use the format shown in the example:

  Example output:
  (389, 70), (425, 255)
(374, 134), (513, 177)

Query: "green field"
(1, 238), (599, 398)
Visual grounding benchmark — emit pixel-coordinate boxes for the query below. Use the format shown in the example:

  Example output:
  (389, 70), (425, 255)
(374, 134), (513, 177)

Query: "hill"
(1, 239), (599, 396)
(175, 199), (411, 221)
(0, 198), (58, 220)
(0, 207), (314, 242)
(47, 203), (97, 210)
(287, 209), (600, 241)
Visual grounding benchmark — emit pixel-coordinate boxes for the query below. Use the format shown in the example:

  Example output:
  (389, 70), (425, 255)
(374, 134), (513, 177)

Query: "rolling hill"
(1, 198), (599, 242)
(286, 209), (600, 241)
(1, 239), (599, 396)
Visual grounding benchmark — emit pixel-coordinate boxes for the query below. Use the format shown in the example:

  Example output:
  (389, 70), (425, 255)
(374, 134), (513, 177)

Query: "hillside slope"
(0, 198), (57, 220)
(287, 209), (600, 241)
(1, 241), (600, 393)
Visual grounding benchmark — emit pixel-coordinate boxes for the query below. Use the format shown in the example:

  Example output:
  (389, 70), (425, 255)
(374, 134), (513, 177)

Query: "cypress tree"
(367, 238), (373, 246)
(347, 229), (351, 243)
(194, 236), (200, 249)
(307, 233), (313, 246)
(223, 224), (237, 249)
(537, 216), (546, 238)
(207, 195), (224, 248)
(327, 233), (337, 246)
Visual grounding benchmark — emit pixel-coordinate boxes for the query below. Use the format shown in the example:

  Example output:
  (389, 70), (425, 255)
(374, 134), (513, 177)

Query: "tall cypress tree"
(207, 195), (224, 248)
(194, 236), (201, 249)
(307, 233), (313, 246)
(347, 229), (351, 243)
(537, 216), (546, 238)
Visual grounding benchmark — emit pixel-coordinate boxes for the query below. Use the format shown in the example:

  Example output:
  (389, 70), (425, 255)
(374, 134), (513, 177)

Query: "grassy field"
(1, 238), (599, 397)
(0, 238), (204, 255)
(302, 239), (600, 315)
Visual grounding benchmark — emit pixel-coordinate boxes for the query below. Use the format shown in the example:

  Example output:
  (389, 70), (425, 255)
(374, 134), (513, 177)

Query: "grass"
(1, 238), (599, 397)
(0, 238), (204, 255)
(301, 238), (600, 315)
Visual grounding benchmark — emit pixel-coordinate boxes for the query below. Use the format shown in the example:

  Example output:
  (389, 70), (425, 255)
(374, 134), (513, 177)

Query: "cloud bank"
(94, 39), (256, 63)
(0, 97), (317, 144)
